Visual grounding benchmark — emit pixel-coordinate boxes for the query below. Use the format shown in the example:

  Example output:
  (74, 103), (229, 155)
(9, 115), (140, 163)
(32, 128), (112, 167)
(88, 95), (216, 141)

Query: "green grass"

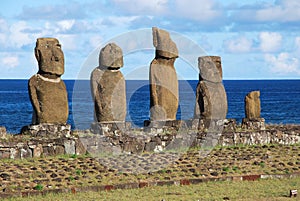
(4, 177), (300, 201)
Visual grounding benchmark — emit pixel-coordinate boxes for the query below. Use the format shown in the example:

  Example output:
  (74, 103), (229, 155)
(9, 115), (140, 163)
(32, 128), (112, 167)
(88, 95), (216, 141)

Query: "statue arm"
(28, 76), (41, 123)
(90, 69), (103, 121)
(149, 64), (159, 106)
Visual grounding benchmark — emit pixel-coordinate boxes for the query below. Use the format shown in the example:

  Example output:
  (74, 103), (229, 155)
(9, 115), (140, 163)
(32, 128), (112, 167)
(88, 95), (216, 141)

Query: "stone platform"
(79, 119), (300, 157)
(0, 119), (300, 159)
(0, 124), (86, 160)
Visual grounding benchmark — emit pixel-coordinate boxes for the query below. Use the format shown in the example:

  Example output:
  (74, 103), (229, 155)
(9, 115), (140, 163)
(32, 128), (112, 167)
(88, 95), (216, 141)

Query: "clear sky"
(1, 0), (300, 80)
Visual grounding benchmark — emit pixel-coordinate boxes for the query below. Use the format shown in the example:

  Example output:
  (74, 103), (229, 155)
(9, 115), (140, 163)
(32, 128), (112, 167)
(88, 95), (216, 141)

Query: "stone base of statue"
(242, 118), (265, 130)
(143, 120), (188, 133)
(0, 124), (87, 160)
(20, 123), (71, 138)
(187, 119), (227, 133)
(90, 121), (131, 135)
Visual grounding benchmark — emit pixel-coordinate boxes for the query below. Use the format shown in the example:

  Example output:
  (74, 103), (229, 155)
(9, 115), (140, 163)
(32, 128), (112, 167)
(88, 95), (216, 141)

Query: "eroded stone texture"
(245, 91), (261, 119)
(91, 43), (126, 122)
(194, 56), (227, 120)
(198, 56), (222, 82)
(99, 43), (124, 68)
(21, 123), (71, 137)
(152, 27), (178, 59)
(28, 38), (68, 124)
(150, 27), (179, 121)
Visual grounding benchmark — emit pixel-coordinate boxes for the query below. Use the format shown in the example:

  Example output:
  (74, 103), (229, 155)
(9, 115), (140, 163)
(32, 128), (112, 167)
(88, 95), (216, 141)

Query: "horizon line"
(1, 78), (300, 81)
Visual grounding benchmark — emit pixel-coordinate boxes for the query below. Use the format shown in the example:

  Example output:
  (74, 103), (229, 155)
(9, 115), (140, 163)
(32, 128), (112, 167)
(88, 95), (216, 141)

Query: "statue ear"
(35, 48), (40, 61)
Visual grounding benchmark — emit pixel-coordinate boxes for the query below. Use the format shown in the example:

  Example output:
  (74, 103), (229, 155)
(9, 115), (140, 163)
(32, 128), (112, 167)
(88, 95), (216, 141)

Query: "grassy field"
(3, 177), (300, 201)
(1, 143), (300, 200)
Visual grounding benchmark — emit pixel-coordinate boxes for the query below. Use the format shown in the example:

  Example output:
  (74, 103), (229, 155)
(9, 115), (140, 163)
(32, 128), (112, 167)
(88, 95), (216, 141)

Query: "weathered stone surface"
(99, 43), (123, 68)
(198, 56), (222, 83)
(194, 56), (227, 120)
(0, 134), (84, 159)
(90, 122), (131, 135)
(64, 140), (76, 155)
(34, 38), (64, 76)
(194, 81), (227, 120)
(28, 75), (68, 124)
(29, 144), (43, 157)
(91, 43), (126, 122)
(245, 91), (261, 119)
(150, 27), (179, 121)
(150, 56), (178, 120)
(153, 27), (178, 59)
(21, 123), (71, 137)
(0, 126), (6, 138)
(242, 118), (265, 130)
(29, 38), (68, 124)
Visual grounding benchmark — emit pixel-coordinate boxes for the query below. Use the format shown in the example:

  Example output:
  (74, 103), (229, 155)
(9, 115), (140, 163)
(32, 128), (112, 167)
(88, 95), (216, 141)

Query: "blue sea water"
(1, 79), (300, 134)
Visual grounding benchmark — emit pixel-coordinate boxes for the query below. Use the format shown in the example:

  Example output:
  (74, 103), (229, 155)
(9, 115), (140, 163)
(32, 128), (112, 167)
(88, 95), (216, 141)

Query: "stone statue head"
(198, 56), (222, 82)
(152, 27), (178, 59)
(99, 43), (123, 69)
(35, 38), (64, 76)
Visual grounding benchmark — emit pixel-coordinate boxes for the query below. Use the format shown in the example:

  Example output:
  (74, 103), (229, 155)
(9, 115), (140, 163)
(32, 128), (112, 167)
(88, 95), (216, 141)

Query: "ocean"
(1, 79), (300, 134)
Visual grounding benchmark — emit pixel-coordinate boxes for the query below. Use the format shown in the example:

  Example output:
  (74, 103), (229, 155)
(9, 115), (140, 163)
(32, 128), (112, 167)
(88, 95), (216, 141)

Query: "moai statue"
(28, 38), (68, 124)
(242, 90), (264, 130)
(149, 27), (179, 121)
(245, 91), (261, 119)
(194, 56), (227, 121)
(90, 43), (126, 123)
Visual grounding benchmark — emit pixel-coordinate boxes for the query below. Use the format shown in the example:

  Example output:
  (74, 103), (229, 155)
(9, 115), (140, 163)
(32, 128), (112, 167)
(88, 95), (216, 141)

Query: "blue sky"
(1, 0), (300, 80)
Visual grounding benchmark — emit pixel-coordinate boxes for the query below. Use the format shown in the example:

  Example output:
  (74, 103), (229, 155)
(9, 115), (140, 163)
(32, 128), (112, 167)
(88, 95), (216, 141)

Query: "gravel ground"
(0, 143), (299, 194)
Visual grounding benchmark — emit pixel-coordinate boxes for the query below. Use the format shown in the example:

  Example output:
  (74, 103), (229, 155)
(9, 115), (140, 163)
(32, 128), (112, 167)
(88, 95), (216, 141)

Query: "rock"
(194, 56), (227, 120)
(198, 56), (222, 83)
(29, 144), (43, 157)
(99, 43), (123, 68)
(242, 118), (265, 130)
(64, 140), (76, 155)
(152, 27), (178, 59)
(90, 122), (131, 135)
(21, 123), (71, 137)
(245, 90), (261, 119)
(150, 27), (179, 121)
(0, 126), (6, 138)
(91, 43), (126, 122)
(28, 38), (68, 124)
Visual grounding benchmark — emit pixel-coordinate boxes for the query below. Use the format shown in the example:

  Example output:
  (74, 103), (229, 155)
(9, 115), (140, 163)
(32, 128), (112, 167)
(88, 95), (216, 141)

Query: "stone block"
(242, 118), (265, 130)
(144, 120), (187, 130)
(10, 148), (19, 159)
(29, 144), (43, 157)
(223, 119), (237, 132)
(20, 147), (32, 159)
(75, 139), (87, 155)
(90, 122), (131, 135)
(64, 140), (76, 155)
(21, 123), (71, 137)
